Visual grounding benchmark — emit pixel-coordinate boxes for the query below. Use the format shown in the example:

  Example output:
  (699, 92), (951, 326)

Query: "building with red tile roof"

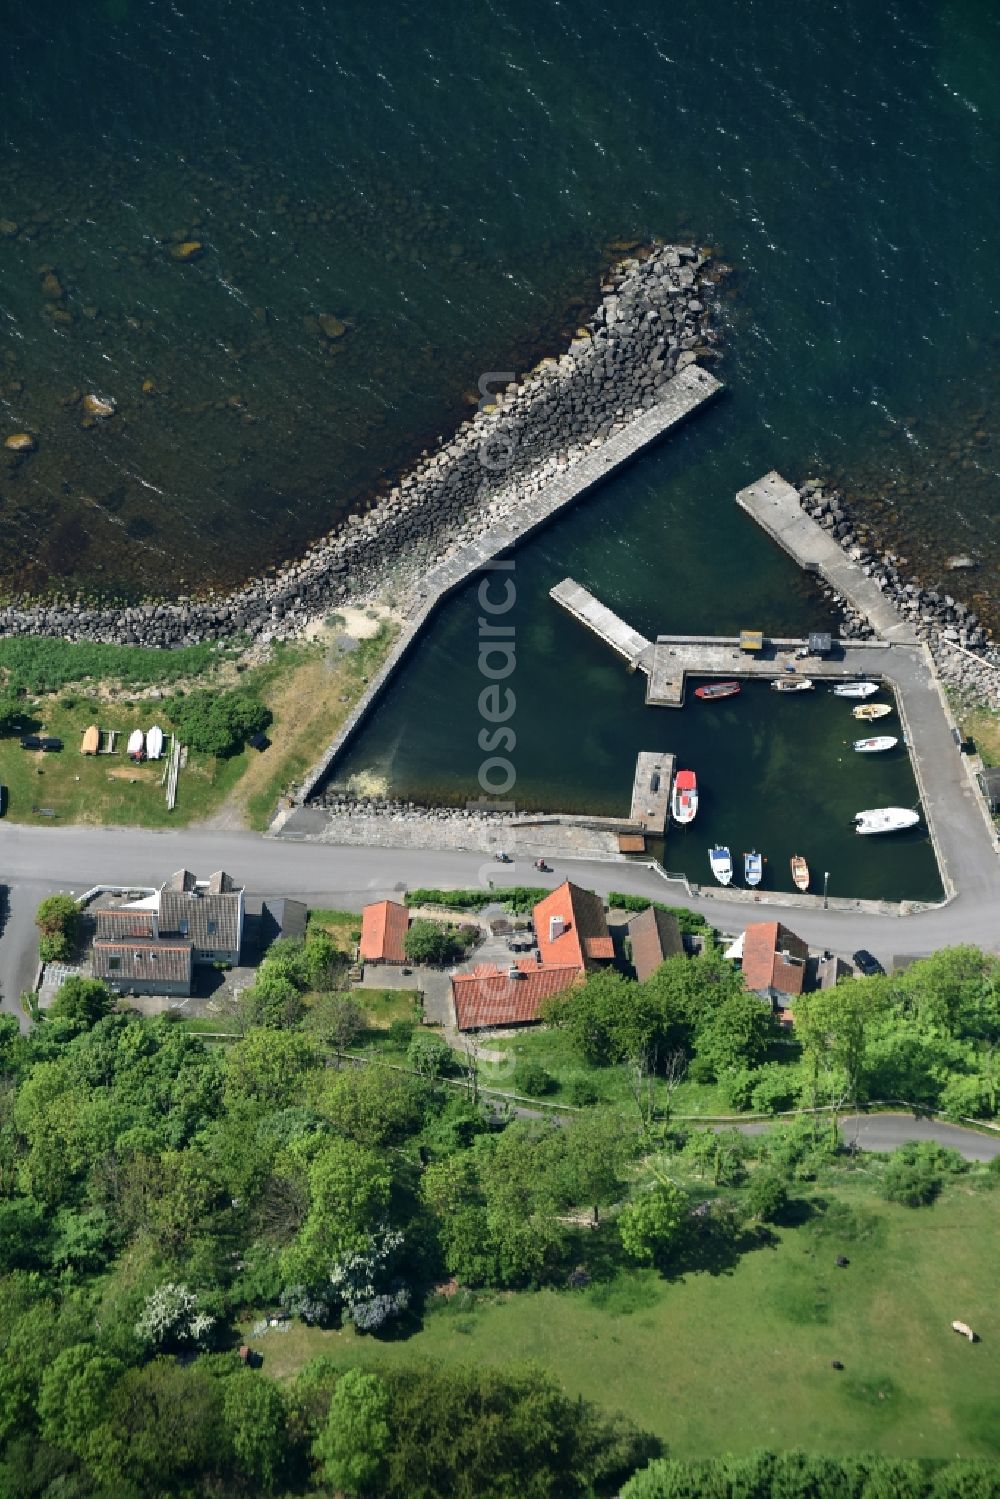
(532, 882), (614, 971)
(740, 921), (809, 999)
(453, 959), (581, 1031)
(360, 900), (409, 964)
(628, 905), (683, 981)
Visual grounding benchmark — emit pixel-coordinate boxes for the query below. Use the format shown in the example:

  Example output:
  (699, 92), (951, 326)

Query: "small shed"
(808, 631), (833, 656)
(739, 629), (763, 653)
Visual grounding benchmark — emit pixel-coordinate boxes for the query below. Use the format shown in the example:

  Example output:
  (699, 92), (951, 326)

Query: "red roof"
(533, 882), (613, 972)
(360, 900), (409, 963)
(452, 960), (580, 1030)
(741, 921), (808, 997)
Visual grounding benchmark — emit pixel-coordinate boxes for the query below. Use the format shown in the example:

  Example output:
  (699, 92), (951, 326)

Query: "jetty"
(630, 752), (674, 836)
(735, 471), (918, 644)
(550, 579), (653, 670)
(293, 363), (721, 806)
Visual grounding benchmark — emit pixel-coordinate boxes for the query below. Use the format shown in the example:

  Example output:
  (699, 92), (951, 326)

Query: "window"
(207, 919), (218, 936)
(178, 918), (189, 936)
(108, 957), (121, 972)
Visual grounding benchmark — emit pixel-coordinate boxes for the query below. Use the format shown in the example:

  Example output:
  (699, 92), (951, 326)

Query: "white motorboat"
(126, 729), (145, 761)
(853, 736), (898, 754)
(771, 677), (814, 692)
(833, 681), (880, 698)
(709, 845), (733, 885)
(744, 850), (763, 887)
(671, 769), (698, 825)
(146, 724), (164, 760)
(854, 807), (919, 835)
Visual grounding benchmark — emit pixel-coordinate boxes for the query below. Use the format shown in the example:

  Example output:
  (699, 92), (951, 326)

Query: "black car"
(19, 734), (42, 750)
(852, 949), (884, 977)
(40, 737), (63, 752)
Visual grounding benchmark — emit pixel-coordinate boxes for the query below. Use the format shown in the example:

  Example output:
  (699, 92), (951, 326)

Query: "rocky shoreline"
(794, 479), (1000, 710)
(0, 243), (723, 651)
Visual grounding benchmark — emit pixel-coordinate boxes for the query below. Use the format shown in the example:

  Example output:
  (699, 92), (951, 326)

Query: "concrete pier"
(292, 364), (720, 809)
(645, 633), (890, 706)
(551, 579), (653, 669)
(630, 752), (675, 835)
(736, 471), (918, 644)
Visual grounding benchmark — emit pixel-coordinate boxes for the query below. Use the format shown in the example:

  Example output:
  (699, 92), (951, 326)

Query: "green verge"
(0, 636), (229, 692)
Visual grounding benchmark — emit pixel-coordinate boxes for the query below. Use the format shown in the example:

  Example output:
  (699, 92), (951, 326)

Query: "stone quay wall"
(0, 243), (724, 651)
(793, 478), (1000, 709)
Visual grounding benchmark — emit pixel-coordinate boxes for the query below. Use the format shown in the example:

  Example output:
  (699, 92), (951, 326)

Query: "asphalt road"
(738, 1113), (1000, 1162)
(2, 820), (1000, 1026)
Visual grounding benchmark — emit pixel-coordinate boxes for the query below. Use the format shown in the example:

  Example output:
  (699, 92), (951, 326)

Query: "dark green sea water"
(2, 0), (998, 898)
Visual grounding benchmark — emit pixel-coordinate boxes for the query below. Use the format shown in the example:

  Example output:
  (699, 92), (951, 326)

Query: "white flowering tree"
(135, 1282), (216, 1350)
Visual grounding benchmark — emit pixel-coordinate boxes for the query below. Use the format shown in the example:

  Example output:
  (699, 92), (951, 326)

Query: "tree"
(794, 979), (889, 1130)
(134, 1282), (215, 1350)
(306, 992), (365, 1053)
(224, 1028), (320, 1111)
(404, 919), (470, 966)
(165, 688), (271, 757)
(223, 1372), (288, 1491)
(407, 1031), (454, 1079)
(48, 976), (114, 1028)
(696, 992), (777, 1076)
(619, 1181), (688, 1266)
(96, 1358), (223, 1490)
(312, 1368), (391, 1496)
(37, 1343), (124, 1473)
(317, 1062), (427, 1147)
(512, 1059), (555, 1096)
(558, 1109), (629, 1225)
(284, 1136), (392, 1284)
(239, 971), (304, 1031)
(35, 893), (79, 962)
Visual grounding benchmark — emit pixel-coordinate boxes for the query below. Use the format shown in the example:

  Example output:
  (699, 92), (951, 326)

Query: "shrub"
(881, 1141), (967, 1208)
(512, 1060), (556, 1097)
(745, 1171), (788, 1223)
(566, 1077), (600, 1107)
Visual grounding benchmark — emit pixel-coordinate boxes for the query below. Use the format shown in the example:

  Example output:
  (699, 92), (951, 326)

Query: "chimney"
(549, 914), (566, 944)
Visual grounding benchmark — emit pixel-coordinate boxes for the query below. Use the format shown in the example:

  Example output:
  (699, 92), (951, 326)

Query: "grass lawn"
(243, 1181), (1000, 1460)
(476, 1028), (735, 1117)
(961, 707), (1000, 768)
(0, 695), (247, 828)
(307, 908), (363, 955)
(0, 622), (397, 830)
(356, 988), (422, 1031)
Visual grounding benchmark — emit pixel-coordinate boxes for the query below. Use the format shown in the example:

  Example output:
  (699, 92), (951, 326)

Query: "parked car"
(19, 734), (42, 750)
(852, 948), (884, 977)
(40, 737), (63, 752)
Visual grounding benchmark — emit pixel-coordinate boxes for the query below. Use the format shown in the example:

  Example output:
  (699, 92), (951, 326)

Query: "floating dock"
(630, 752), (675, 835)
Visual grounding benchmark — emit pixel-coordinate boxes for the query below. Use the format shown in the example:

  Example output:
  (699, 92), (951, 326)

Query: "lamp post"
(823, 870), (830, 909)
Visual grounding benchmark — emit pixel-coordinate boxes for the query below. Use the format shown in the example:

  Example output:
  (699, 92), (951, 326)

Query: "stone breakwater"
(794, 478), (1000, 709)
(0, 244), (723, 651)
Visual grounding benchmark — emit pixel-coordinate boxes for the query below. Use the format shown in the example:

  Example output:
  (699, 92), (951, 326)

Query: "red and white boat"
(671, 769), (698, 825)
(694, 681), (741, 701)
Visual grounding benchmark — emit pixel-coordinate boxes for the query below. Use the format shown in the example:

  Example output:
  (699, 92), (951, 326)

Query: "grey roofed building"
(258, 897), (308, 945)
(93, 937), (193, 996)
(980, 767), (1000, 813)
(159, 870), (244, 965)
(628, 904), (683, 981)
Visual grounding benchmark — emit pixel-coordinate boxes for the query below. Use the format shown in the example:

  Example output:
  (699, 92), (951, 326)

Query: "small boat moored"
(853, 703), (893, 721)
(790, 854), (809, 892)
(833, 681), (880, 699)
(744, 850), (763, 887)
(709, 845), (733, 885)
(853, 736), (898, 754)
(694, 681), (741, 701)
(854, 807), (920, 835)
(146, 725), (164, 761)
(671, 769), (698, 825)
(771, 678), (814, 692)
(127, 729), (145, 762)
